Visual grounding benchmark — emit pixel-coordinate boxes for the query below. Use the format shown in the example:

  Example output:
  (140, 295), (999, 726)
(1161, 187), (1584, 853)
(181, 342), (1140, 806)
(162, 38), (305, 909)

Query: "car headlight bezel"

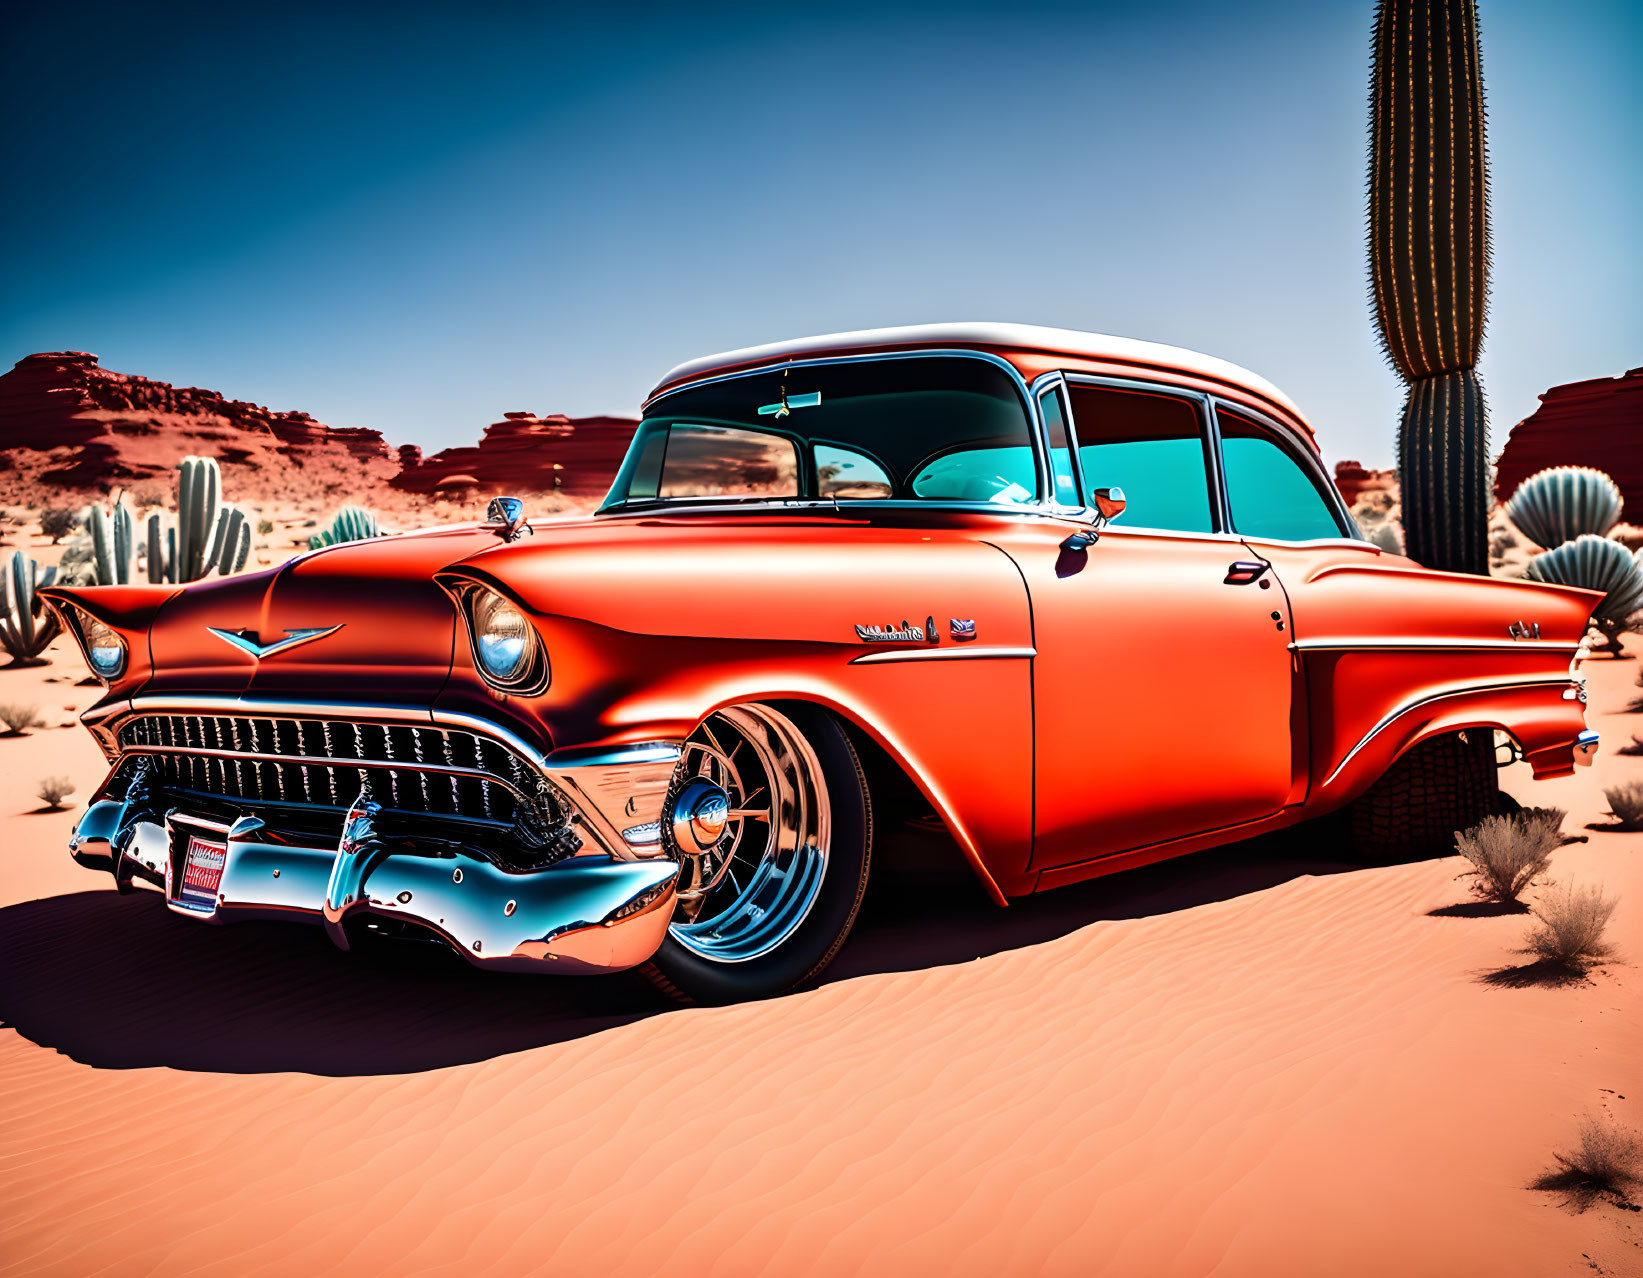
(74, 610), (128, 682)
(462, 585), (548, 694)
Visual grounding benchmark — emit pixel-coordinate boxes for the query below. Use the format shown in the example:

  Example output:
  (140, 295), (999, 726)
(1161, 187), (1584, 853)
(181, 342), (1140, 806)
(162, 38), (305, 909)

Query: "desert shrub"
(0, 702), (45, 735)
(1489, 526), (1518, 556)
(1455, 813), (1558, 903)
(257, 518), (274, 535)
(1532, 1114), (1643, 1210)
(36, 776), (75, 809)
(1523, 884), (1617, 971)
(129, 483), (166, 510)
(1604, 781), (1643, 830)
(38, 507), (78, 543)
(1518, 806), (1575, 846)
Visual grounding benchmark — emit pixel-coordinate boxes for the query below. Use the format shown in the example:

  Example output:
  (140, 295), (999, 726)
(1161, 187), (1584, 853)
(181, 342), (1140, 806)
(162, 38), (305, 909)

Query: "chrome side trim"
(1323, 675), (1577, 787)
(1291, 637), (1582, 653)
(849, 645), (1037, 665)
(545, 742), (684, 769)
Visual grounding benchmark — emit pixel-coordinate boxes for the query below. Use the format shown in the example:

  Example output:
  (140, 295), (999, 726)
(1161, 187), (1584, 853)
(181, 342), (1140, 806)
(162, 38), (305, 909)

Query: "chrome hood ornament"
(207, 625), (344, 659)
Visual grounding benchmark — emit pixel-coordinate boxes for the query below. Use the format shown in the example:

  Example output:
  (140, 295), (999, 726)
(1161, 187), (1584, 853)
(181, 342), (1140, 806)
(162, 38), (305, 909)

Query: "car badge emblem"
(950, 618), (976, 641)
(208, 624), (344, 659)
(855, 619), (926, 643)
(1507, 620), (1541, 641)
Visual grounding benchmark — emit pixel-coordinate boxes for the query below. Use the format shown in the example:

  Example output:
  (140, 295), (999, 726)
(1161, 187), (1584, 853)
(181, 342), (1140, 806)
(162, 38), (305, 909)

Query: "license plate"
(178, 835), (227, 911)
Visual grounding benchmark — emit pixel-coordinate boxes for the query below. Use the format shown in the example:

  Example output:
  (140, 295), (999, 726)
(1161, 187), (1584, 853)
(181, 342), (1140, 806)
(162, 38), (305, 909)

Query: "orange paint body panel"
(45, 324), (1602, 924)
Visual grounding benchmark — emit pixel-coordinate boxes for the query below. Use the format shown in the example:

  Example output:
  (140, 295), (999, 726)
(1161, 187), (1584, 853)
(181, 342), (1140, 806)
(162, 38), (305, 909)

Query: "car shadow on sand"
(0, 823), (1364, 1077)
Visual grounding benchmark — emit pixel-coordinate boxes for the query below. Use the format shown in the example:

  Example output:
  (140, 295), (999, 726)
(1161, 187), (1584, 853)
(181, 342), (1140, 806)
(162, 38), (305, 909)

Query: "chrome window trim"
(1323, 674), (1575, 787)
(1058, 371), (1226, 535)
(1028, 370), (1086, 517)
(1208, 397), (1363, 543)
(628, 348), (1053, 508)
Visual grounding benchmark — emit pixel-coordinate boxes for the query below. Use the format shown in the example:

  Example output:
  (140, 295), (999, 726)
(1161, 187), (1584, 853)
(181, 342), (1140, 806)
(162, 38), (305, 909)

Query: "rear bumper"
(71, 804), (680, 977)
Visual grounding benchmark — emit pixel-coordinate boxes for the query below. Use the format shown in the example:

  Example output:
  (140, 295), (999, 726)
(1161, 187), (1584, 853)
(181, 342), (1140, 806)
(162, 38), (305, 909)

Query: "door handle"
(1224, 560), (1270, 585)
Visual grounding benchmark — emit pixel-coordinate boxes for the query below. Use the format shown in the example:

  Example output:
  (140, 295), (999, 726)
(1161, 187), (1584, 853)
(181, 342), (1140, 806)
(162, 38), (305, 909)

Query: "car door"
(1023, 377), (1300, 870)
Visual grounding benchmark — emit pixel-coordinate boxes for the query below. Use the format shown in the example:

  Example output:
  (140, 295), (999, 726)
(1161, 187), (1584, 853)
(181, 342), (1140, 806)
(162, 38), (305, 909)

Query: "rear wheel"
(1347, 729), (1503, 861)
(641, 703), (872, 1005)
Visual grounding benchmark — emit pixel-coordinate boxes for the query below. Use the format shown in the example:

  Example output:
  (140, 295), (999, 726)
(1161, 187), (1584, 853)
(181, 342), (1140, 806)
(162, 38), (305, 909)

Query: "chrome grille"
(117, 713), (536, 824)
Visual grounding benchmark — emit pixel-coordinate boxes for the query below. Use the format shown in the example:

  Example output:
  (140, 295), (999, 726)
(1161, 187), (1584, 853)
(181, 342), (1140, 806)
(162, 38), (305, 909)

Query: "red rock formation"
(1334, 460), (1399, 508)
(393, 410), (638, 500)
(1494, 368), (1643, 523)
(0, 351), (399, 503)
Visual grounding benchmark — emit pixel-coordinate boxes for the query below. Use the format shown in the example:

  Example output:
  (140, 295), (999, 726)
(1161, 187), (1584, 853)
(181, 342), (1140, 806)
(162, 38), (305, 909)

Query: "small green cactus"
(2, 550), (63, 667)
(308, 505), (381, 550)
(88, 499), (138, 585)
(1506, 467), (1623, 550)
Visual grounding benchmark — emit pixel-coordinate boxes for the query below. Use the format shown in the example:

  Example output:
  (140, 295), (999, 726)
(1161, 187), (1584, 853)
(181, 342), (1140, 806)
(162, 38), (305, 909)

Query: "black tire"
(641, 704), (872, 1005)
(1347, 728), (1503, 861)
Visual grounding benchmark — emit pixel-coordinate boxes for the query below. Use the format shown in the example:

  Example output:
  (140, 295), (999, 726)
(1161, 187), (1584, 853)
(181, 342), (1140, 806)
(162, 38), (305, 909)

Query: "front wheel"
(640, 703), (872, 1005)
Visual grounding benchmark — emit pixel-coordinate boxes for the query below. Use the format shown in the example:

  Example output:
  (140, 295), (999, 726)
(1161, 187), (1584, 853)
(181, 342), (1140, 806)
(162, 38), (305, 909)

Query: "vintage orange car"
(45, 324), (1600, 1002)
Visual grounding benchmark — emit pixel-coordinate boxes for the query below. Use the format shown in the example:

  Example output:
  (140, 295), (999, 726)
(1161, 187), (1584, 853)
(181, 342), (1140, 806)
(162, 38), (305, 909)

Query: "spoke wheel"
(663, 705), (830, 964)
(643, 703), (872, 1004)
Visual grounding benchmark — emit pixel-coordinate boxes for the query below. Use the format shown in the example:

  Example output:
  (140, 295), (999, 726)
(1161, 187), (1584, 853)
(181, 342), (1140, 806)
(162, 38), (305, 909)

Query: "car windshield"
(601, 356), (1039, 510)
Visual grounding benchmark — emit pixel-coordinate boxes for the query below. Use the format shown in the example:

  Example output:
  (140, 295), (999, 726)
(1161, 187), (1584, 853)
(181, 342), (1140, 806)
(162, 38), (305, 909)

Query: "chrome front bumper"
(73, 798), (678, 973)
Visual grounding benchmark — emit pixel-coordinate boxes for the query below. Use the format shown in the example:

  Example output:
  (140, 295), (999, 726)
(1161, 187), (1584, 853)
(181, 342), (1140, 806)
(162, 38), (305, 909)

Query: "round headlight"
(81, 614), (126, 680)
(472, 589), (534, 684)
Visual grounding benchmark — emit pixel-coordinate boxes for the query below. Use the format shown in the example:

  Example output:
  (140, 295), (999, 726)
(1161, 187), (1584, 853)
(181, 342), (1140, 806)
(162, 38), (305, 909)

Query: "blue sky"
(2, 0), (1636, 467)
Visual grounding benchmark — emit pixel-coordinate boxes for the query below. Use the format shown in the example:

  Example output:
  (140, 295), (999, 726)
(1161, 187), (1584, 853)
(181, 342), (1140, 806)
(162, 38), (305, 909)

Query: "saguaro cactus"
(2, 550), (62, 667)
(1367, 0), (1491, 574)
(88, 499), (138, 585)
(118, 456), (253, 584)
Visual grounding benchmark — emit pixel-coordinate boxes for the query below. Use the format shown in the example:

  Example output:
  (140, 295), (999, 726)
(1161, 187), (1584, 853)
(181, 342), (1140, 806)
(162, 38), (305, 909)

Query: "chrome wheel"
(662, 705), (830, 964)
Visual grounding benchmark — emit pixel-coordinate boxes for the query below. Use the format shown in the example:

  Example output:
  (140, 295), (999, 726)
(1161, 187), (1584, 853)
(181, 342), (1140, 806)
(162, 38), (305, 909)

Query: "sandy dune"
(2, 616), (1639, 1275)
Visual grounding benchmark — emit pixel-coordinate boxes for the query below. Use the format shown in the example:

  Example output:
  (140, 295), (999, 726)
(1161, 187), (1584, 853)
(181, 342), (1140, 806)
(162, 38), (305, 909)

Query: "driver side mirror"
(1060, 486), (1127, 552)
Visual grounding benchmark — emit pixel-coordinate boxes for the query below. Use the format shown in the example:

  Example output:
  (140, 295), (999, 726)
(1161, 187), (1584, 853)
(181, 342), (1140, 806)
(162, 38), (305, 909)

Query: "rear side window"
(1218, 410), (1344, 542)
(1065, 385), (1215, 533)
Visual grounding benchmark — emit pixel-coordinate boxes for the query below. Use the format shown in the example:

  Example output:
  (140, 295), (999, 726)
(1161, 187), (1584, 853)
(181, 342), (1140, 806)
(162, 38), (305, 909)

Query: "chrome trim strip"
(1291, 637), (1582, 653)
(545, 741), (684, 769)
(634, 348), (1052, 506)
(1323, 675), (1576, 787)
(849, 645), (1037, 665)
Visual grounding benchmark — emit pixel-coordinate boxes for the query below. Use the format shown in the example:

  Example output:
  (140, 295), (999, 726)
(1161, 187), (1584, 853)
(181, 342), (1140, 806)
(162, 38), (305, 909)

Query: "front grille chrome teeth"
(117, 714), (531, 825)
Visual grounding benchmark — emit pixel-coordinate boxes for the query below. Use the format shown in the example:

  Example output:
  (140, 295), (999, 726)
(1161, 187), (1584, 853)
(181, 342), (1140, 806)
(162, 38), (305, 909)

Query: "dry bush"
(0, 702), (45, 735)
(36, 776), (75, 809)
(1532, 1113), (1643, 1210)
(38, 507), (78, 543)
(1605, 781), (1643, 830)
(129, 483), (166, 510)
(1523, 884), (1617, 971)
(1619, 735), (1643, 758)
(1455, 813), (1559, 902)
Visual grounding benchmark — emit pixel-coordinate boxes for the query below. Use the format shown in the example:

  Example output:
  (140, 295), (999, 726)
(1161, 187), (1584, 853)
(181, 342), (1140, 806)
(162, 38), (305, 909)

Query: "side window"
(657, 424), (800, 499)
(1065, 385), (1215, 533)
(815, 443), (892, 499)
(1037, 385), (1081, 506)
(1218, 410), (1344, 541)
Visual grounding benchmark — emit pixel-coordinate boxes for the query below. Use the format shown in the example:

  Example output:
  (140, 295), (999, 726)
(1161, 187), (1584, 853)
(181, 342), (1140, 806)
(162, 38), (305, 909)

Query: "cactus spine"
(88, 499), (137, 585)
(1367, 0), (1491, 574)
(2, 550), (62, 667)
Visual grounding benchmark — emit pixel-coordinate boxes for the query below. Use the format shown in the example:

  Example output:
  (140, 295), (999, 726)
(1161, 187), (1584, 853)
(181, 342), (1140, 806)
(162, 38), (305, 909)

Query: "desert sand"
(1, 519), (1640, 1277)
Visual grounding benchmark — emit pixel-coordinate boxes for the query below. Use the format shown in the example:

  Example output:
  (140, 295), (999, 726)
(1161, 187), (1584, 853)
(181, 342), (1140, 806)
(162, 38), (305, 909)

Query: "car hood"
(143, 525), (500, 701)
